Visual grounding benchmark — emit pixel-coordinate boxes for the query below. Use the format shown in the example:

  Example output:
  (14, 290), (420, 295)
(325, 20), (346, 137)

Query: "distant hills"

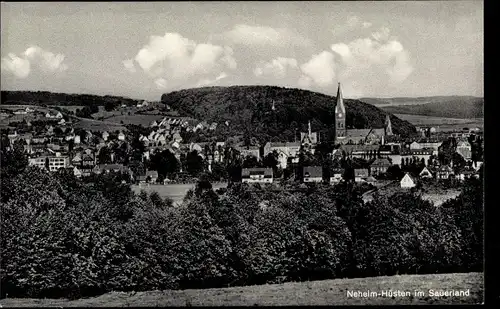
(161, 85), (416, 142)
(361, 96), (484, 119)
(0, 87), (419, 142)
(1, 90), (142, 107)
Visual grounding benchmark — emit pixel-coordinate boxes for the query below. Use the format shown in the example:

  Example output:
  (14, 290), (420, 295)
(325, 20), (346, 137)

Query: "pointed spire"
(335, 82), (346, 114)
(385, 114), (393, 136)
(308, 120), (312, 138)
(271, 100), (276, 111)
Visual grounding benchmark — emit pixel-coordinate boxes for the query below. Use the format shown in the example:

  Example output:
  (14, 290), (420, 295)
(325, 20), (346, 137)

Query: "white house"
(118, 132), (125, 141)
(400, 173), (416, 188)
(419, 167), (433, 179)
(330, 168), (344, 184)
(73, 166), (82, 178)
(242, 168), (273, 183)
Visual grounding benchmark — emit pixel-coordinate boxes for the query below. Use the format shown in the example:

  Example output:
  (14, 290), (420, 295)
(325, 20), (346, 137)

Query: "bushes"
(0, 167), (483, 299)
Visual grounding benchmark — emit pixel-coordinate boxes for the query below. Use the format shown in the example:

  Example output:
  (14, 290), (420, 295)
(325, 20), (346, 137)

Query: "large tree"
(149, 149), (180, 177)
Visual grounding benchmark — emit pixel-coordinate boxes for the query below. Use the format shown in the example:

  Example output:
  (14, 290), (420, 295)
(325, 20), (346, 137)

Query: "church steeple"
(271, 100), (276, 111)
(385, 114), (393, 136)
(335, 82), (346, 115)
(308, 120), (312, 138)
(335, 82), (346, 140)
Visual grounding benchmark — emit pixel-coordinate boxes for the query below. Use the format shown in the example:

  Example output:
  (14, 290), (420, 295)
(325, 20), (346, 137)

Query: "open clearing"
(105, 114), (166, 127)
(0, 272), (483, 306)
(132, 183), (228, 205)
(72, 118), (127, 132)
(395, 114), (484, 130)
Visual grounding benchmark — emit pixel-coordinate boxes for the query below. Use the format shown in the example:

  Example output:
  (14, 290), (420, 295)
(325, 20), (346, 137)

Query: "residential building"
(369, 158), (391, 176)
(118, 132), (126, 141)
(265, 141), (301, 169)
(80, 149), (97, 177)
(330, 167), (345, 184)
(436, 165), (454, 180)
(236, 145), (261, 161)
(354, 168), (369, 182)
(456, 140), (472, 161)
(28, 153), (69, 172)
(419, 167), (434, 179)
(146, 170), (158, 182)
(400, 148), (433, 166)
(303, 166), (323, 183)
(400, 173), (416, 188)
(410, 139), (442, 155)
(241, 167), (273, 183)
(73, 167), (82, 178)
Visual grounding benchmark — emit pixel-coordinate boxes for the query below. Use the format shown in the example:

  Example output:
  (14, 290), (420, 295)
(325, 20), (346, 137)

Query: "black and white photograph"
(0, 1), (484, 306)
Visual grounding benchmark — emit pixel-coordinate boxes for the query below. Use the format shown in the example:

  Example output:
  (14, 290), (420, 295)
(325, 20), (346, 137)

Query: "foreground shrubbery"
(0, 166), (483, 299)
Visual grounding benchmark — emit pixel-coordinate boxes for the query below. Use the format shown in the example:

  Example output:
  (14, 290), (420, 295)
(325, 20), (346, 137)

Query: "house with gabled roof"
(436, 165), (454, 180)
(330, 167), (345, 184)
(400, 172), (416, 188)
(303, 166), (323, 183)
(419, 166), (433, 179)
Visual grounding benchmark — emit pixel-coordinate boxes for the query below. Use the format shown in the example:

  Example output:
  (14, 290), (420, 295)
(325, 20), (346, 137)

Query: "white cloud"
(298, 75), (312, 88)
(23, 46), (68, 72)
(253, 57), (298, 79)
(155, 78), (168, 89)
(1, 53), (31, 78)
(371, 27), (391, 42)
(195, 71), (228, 87)
(332, 16), (374, 36)
(1, 46), (67, 79)
(223, 24), (311, 47)
(128, 32), (236, 89)
(123, 59), (136, 73)
(347, 16), (360, 27)
(330, 27), (413, 85)
(299, 51), (336, 87)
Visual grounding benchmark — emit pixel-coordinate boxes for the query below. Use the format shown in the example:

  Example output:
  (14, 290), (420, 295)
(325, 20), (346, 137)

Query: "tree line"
(0, 145), (483, 299)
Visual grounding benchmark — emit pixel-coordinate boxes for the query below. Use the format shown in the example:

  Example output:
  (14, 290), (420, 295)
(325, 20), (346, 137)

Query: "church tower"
(385, 114), (393, 136)
(335, 83), (346, 140)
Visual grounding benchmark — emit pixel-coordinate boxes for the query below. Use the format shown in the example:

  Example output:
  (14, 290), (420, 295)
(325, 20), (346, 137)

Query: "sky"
(1, 1), (483, 101)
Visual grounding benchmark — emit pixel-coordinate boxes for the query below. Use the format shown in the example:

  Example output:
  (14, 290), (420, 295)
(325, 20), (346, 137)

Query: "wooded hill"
(1, 90), (142, 108)
(161, 86), (417, 142)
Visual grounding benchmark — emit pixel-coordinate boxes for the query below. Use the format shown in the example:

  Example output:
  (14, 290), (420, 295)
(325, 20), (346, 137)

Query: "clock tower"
(335, 82), (346, 140)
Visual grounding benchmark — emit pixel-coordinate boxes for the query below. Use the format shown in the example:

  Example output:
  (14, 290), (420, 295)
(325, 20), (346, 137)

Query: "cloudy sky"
(1, 1), (483, 100)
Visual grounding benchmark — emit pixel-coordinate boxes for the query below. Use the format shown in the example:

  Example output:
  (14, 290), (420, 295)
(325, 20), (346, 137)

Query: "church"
(333, 83), (393, 145)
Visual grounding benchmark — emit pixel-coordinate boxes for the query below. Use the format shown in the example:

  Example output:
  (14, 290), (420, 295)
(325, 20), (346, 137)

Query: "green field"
(57, 105), (84, 112)
(0, 272), (483, 306)
(72, 118), (127, 132)
(132, 183), (228, 205)
(395, 114), (484, 130)
(105, 114), (166, 127)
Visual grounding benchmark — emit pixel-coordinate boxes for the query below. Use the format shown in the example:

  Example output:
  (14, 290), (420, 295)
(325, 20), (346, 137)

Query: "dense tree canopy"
(0, 149), (483, 299)
(161, 86), (416, 144)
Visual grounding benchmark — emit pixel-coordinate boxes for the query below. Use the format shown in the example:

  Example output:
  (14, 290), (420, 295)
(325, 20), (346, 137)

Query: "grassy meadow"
(0, 272), (483, 306)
